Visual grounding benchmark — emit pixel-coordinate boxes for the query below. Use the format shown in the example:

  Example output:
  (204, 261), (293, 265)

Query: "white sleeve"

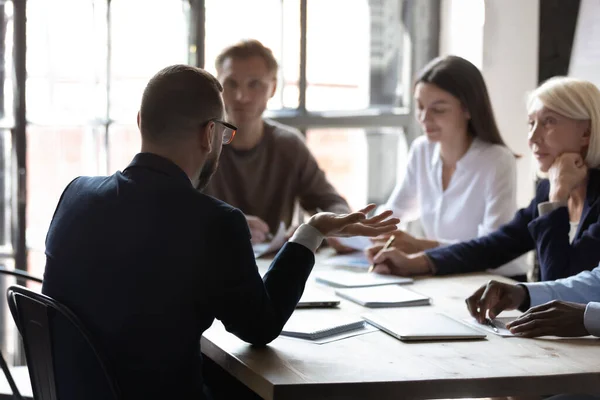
(289, 224), (324, 253)
(381, 141), (420, 222)
(478, 149), (518, 237)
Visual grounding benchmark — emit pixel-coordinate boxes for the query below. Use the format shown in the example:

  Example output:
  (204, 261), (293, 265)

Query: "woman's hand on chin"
(548, 153), (588, 202)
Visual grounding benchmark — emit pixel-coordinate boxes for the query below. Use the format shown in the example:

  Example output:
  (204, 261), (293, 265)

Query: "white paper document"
(253, 222), (287, 258)
(336, 285), (430, 308)
(322, 252), (370, 269)
(281, 312), (366, 340)
(464, 317), (516, 337)
(335, 236), (372, 251)
(280, 323), (378, 344)
(314, 270), (413, 288)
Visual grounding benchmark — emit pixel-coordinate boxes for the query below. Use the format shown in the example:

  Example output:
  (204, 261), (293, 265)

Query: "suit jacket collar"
(123, 153), (192, 186)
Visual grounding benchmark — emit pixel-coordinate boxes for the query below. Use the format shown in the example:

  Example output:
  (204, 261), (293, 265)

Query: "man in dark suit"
(41, 65), (397, 400)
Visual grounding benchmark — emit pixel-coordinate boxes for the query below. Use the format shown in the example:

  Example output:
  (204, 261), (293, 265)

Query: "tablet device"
(296, 292), (341, 308)
(363, 312), (487, 341)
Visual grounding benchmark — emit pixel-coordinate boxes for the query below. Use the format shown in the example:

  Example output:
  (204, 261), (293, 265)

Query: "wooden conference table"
(201, 253), (600, 400)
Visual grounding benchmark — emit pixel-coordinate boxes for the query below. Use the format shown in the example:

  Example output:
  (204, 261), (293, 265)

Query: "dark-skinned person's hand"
(505, 300), (588, 338)
(465, 280), (528, 323)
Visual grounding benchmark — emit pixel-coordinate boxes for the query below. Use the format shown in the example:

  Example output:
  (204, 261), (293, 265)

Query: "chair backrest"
(7, 285), (120, 400)
(0, 266), (41, 400)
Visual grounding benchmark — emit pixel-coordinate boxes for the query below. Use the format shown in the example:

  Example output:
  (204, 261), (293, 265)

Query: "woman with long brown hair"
(376, 55), (527, 280)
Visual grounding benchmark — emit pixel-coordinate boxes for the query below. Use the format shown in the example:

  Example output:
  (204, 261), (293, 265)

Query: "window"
(27, 125), (104, 276)
(27, 0), (107, 124)
(108, 124), (141, 172)
(260, 0), (421, 207)
(25, 0), (191, 275)
(109, 0), (191, 122)
(16, 0), (438, 274)
(204, 0), (300, 109)
(305, 128), (369, 210)
(0, 1), (15, 258)
(306, 0), (409, 110)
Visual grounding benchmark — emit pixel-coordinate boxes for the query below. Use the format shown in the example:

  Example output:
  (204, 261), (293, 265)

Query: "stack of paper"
(315, 270), (413, 288)
(335, 285), (430, 308)
(281, 313), (366, 340)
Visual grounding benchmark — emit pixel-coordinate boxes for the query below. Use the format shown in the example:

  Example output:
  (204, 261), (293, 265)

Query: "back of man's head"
(215, 39), (278, 76)
(140, 65), (223, 144)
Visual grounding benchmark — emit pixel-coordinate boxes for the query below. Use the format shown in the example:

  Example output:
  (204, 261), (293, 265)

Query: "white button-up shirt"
(383, 135), (527, 277)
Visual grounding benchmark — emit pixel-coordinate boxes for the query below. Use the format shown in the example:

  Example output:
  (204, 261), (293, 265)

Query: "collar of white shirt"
(430, 137), (484, 169)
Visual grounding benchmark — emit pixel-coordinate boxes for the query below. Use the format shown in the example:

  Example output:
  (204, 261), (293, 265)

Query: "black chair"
(0, 266), (43, 400)
(7, 285), (120, 400)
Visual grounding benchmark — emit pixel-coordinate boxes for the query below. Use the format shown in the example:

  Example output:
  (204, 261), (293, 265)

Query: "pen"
(367, 235), (396, 273)
(485, 317), (499, 333)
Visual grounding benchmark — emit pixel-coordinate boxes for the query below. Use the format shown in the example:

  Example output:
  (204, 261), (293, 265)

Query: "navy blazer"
(426, 168), (600, 281)
(42, 153), (314, 400)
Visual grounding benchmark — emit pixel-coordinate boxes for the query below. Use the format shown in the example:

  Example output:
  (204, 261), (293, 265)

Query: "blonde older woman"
(368, 77), (600, 282)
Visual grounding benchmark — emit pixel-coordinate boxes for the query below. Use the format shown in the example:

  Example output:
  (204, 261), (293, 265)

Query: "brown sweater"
(203, 120), (351, 233)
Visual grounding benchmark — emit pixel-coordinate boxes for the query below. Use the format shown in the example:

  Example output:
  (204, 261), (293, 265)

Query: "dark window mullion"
(191, 0), (205, 68)
(13, 0), (26, 271)
(105, 0), (112, 174)
(298, 0), (307, 115)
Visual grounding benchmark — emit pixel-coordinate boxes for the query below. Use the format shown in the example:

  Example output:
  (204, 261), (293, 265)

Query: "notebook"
(335, 285), (430, 308)
(281, 312), (366, 340)
(296, 291), (341, 308)
(315, 270), (413, 288)
(363, 312), (487, 341)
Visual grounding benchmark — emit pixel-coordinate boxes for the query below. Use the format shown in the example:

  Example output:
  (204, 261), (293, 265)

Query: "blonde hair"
(528, 77), (600, 168)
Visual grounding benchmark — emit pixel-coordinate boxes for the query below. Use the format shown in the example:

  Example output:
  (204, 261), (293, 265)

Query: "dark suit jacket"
(42, 153), (315, 400)
(426, 168), (600, 281)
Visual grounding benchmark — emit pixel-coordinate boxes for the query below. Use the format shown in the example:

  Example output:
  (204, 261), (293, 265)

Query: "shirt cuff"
(537, 201), (567, 216)
(424, 254), (437, 274)
(583, 302), (600, 337)
(289, 224), (325, 253)
(522, 282), (556, 307)
(436, 238), (458, 247)
(584, 302), (600, 337)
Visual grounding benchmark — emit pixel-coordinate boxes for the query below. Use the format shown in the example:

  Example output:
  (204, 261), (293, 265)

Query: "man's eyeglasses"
(212, 119), (237, 145)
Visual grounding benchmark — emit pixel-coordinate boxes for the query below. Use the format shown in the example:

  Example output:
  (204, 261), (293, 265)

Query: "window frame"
(12, 0), (440, 271)
(192, 0), (439, 139)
